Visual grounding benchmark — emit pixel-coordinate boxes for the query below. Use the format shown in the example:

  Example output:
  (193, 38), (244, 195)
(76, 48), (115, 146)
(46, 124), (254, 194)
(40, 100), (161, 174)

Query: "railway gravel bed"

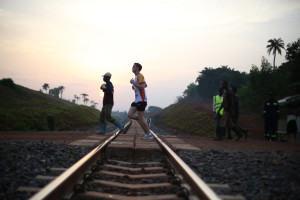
(0, 141), (94, 200)
(1, 141), (300, 200)
(178, 150), (300, 200)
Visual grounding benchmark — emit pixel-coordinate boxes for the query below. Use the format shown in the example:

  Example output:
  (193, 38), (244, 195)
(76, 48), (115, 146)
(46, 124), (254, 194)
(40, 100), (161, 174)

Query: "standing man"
(98, 72), (124, 134)
(127, 63), (153, 140)
(217, 80), (243, 141)
(263, 91), (280, 141)
(213, 88), (224, 141)
(231, 86), (249, 138)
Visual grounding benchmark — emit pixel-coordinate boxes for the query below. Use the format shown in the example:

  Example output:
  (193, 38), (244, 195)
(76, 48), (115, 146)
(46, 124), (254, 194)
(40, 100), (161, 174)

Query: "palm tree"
(83, 97), (89, 105)
(266, 38), (285, 68)
(42, 83), (50, 94)
(74, 95), (80, 104)
(90, 101), (98, 108)
(58, 86), (65, 99)
(49, 88), (60, 98)
(81, 93), (89, 104)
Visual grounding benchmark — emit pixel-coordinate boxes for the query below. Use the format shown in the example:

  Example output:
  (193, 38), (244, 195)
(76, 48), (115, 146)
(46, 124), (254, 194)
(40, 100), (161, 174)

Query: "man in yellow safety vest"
(213, 88), (224, 141)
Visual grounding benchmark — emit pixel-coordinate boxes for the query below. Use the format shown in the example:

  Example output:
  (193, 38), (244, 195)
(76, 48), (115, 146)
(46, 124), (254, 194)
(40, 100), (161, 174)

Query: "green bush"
(0, 78), (15, 88)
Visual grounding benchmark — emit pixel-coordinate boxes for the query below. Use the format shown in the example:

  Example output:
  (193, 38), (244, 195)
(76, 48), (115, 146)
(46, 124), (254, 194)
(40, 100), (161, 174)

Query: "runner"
(127, 63), (153, 140)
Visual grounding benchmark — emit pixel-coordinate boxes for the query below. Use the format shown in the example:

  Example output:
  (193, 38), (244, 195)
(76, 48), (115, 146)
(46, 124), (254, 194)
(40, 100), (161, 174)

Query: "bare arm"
(130, 79), (147, 89)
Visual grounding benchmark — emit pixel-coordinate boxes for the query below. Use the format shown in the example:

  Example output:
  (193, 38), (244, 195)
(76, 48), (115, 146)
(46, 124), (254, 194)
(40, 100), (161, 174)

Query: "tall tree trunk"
(273, 54), (276, 68)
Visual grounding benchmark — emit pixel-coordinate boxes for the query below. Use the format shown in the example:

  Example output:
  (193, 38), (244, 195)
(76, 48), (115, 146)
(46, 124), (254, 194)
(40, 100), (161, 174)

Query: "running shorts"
(131, 102), (147, 111)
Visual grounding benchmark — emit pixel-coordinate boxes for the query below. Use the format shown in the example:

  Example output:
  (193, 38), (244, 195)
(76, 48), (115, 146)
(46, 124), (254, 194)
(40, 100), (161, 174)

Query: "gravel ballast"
(178, 150), (300, 200)
(0, 141), (94, 200)
(1, 140), (300, 200)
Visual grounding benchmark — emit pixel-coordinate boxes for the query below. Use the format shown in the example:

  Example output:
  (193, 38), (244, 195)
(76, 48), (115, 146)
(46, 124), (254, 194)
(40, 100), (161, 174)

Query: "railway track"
(22, 120), (245, 200)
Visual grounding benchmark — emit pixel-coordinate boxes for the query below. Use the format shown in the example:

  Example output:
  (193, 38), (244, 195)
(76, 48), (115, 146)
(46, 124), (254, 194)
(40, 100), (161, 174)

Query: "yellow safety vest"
(213, 95), (224, 115)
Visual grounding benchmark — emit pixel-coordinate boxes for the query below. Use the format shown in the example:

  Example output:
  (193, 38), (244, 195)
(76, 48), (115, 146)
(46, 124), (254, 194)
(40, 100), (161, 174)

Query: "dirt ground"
(1, 130), (300, 152)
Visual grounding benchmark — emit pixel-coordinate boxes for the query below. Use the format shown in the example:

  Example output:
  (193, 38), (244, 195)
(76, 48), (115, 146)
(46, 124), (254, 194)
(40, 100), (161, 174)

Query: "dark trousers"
(227, 115), (248, 136)
(264, 118), (278, 139)
(100, 104), (115, 124)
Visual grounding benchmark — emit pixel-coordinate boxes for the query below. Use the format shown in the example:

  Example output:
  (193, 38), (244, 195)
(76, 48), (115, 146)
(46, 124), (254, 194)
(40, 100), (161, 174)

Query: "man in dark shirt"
(98, 72), (124, 134)
(263, 91), (280, 141)
(216, 80), (243, 141)
(226, 86), (249, 139)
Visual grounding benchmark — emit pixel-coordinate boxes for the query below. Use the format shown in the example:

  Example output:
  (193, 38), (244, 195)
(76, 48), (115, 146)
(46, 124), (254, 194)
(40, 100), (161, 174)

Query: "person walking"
(213, 88), (224, 141)
(226, 86), (249, 139)
(263, 91), (280, 141)
(98, 72), (124, 134)
(216, 80), (243, 141)
(127, 63), (153, 140)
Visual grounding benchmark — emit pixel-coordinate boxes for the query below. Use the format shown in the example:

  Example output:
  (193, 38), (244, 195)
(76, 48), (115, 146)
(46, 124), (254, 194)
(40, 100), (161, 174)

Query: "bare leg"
(137, 111), (151, 133)
(128, 106), (139, 120)
(128, 106), (151, 134)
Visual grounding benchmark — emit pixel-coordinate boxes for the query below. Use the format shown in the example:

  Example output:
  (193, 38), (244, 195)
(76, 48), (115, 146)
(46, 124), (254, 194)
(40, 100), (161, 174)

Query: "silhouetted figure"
(227, 86), (249, 139)
(213, 88), (224, 140)
(98, 72), (124, 134)
(263, 91), (280, 141)
(216, 80), (243, 141)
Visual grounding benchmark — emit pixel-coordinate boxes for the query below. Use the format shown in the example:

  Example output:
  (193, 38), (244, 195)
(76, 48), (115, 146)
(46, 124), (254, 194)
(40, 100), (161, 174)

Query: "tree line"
(179, 38), (300, 112)
(41, 84), (98, 108)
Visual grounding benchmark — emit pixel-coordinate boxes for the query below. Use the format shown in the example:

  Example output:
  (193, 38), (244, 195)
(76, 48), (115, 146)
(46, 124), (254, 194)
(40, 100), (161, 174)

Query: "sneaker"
(141, 133), (154, 140)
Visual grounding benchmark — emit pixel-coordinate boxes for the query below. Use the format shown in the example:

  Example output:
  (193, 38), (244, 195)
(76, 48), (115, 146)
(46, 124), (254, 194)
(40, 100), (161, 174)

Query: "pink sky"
(1, 0), (300, 111)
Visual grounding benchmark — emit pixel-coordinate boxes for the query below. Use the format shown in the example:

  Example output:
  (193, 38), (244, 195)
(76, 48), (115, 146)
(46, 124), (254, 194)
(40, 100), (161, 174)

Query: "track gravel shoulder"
(1, 129), (300, 200)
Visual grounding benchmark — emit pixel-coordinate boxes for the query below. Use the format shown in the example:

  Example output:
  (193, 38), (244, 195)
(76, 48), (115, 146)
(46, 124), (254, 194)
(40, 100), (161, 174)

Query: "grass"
(0, 79), (100, 131)
(152, 103), (215, 137)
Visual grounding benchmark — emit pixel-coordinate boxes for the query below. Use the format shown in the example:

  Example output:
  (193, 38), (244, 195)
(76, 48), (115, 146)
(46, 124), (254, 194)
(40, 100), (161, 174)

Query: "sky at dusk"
(1, 0), (300, 111)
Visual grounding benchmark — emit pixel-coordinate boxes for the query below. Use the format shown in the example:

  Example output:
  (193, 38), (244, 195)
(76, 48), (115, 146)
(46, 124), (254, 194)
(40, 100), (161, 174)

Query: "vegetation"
(284, 38), (300, 83)
(81, 93), (89, 105)
(0, 78), (15, 88)
(40, 83), (97, 107)
(0, 79), (100, 131)
(42, 83), (49, 94)
(195, 66), (248, 101)
(147, 106), (162, 113)
(152, 103), (215, 137)
(74, 95), (80, 104)
(155, 37), (299, 136)
(177, 66), (248, 103)
(179, 38), (300, 112)
(266, 38), (285, 68)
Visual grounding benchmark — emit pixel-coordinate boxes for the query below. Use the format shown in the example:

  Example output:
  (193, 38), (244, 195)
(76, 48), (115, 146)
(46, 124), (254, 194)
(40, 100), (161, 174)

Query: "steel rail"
(29, 121), (132, 200)
(151, 130), (222, 200)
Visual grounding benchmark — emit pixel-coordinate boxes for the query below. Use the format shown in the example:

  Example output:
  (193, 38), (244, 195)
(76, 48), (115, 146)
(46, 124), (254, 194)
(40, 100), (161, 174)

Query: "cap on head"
(103, 72), (112, 77)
